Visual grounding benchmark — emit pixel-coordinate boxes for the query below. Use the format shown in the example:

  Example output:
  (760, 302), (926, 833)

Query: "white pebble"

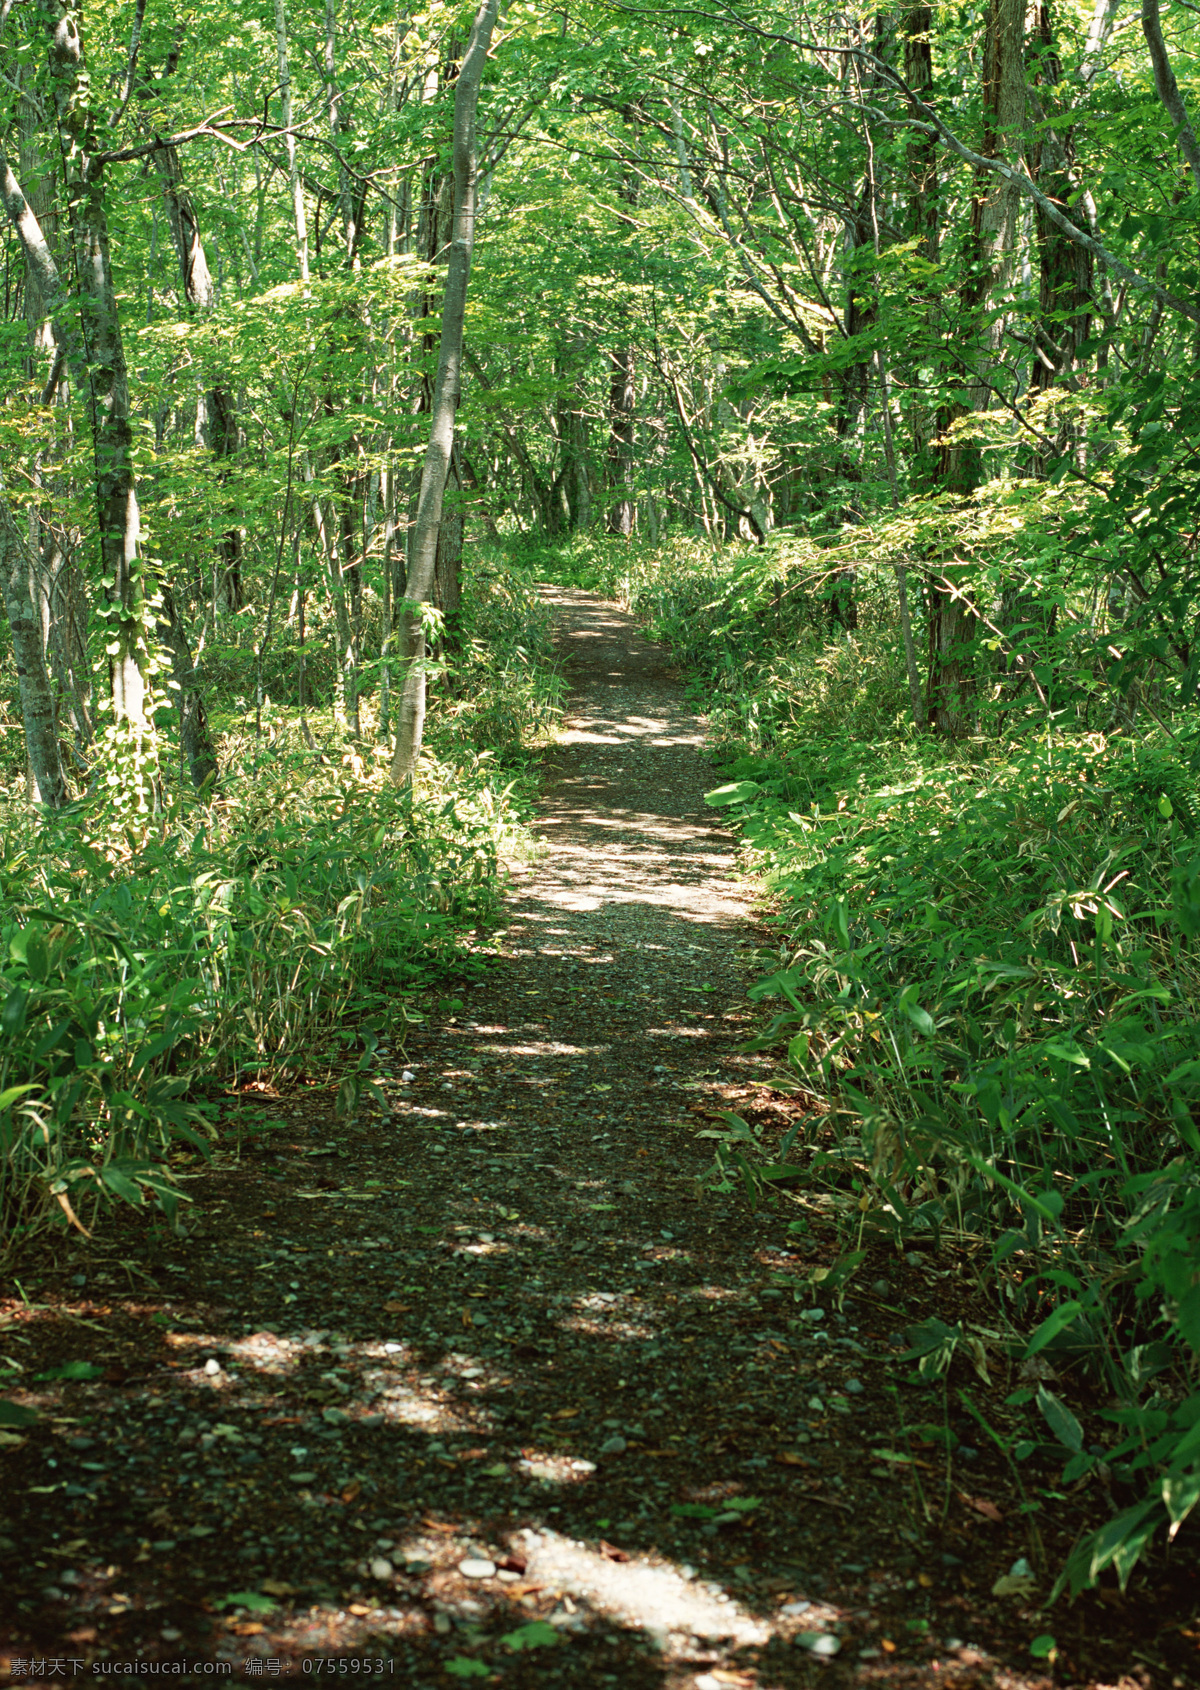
(797, 1631), (841, 1656)
(370, 1558), (394, 1581)
(458, 1558), (496, 1580)
(203, 1359), (221, 1377)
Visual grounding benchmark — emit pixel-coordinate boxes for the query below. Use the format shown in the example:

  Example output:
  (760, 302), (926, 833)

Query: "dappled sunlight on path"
(0, 589), (1054, 1688)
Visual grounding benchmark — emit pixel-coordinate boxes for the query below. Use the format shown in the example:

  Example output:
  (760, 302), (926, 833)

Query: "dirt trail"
(1, 591), (1114, 1687)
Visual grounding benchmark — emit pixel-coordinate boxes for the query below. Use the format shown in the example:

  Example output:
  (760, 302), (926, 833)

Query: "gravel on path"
(0, 589), (1120, 1688)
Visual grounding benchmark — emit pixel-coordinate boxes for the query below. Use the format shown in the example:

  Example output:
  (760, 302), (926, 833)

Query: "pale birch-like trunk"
(275, 0), (310, 282)
(47, 4), (153, 752)
(391, 0), (501, 783)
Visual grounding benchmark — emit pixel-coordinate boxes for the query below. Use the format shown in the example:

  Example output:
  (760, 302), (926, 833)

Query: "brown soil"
(0, 588), (1195, 1690)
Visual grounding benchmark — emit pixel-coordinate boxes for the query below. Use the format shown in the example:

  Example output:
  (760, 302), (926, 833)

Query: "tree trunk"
(310, 474), (358, 732)
(137, 63), (224, 781)
(156, 582), (218, 791)
(433, 449), (464, 652)
(1026, 5), (1093, 413)
(49, 4), (153, 750)
(927, 0), (1026, 734)
(606, 142), (639, 538)
(391, 0), (500, 783)
(274, 0), (310, 281)
(606, 348), (636, 538)
(0, 492), (69, 809)
(4, 11), (154, 795)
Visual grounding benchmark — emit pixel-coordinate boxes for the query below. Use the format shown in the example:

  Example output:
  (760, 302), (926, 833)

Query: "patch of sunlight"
(517, 1453), (597, 1483)
(516, 1528), (772, 1645)
(558, 1315), (656, 1340)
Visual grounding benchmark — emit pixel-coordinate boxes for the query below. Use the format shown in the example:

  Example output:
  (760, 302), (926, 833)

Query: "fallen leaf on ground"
(960, 1492), (1003, 1522)
(992, 1570), (1037, 1598)
(599, 1541), (629, 1562)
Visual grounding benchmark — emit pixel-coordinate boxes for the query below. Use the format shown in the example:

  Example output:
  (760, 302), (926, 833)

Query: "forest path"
(2, 591), (1038, 1687)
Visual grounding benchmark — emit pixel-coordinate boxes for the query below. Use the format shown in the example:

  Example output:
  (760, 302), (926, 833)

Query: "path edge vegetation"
(529, 528), (1200, 1613)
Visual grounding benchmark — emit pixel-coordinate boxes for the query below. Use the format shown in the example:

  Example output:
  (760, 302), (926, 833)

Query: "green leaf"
(214, 1591), (277, 1613)
(1036, 1385), (1083, 1453)
(445, 1659), (491, 1678)
(1029, 1635), (1057, 1660)
(704, 780), (760, 807)
(898, 984), (935, 1036)
(36, 1361), (104, 1382)
(500, 1620), (559, 1651)
(101, 1167), (146, 1206)
(0, 1399), (37, 1426)
(1025, 1301), (1083, 1358)
(1163, 1470), (1200, 1533)
(0, 1083), (39, 1111)
(1, 989), (27, 1037)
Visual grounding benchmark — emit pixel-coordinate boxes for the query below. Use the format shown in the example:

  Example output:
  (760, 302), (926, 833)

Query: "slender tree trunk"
(902, 1), (940, 479)
(324, 0), (360, 265)
(391, 0), (500, 783)
(4, 10), (155, 798)
(0, 492), (69, 809)
(275, 0), (310, 281)
(310, 476), (357, 731)
(138, 81), (224, 785)
(1027, 5), (1093, 412)
(606, 350), (636, 537)
(607, 138), (639, 538)
(380, 466), (396, 739)
(927, 0), (1026, 735)
(156, 583), (217, 791)
(433, 448), (464, 653)
(1142, 0), (1200, 183)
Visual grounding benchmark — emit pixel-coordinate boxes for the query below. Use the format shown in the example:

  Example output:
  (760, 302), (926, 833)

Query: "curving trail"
(1, 590), (1052, 1688)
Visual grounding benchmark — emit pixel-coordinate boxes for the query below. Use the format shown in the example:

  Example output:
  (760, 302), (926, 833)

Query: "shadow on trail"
(0, 589), (1074, 1687)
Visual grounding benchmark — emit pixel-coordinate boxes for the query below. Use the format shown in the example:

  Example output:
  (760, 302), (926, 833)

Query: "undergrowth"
(533, 526), (1200, 1603)
(0, 557), (559, 1260)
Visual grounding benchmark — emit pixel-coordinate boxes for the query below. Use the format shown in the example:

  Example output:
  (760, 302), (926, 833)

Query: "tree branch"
(604, 0), (1200, 327)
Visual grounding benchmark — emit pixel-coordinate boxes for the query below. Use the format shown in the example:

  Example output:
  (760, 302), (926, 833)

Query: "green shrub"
(567, 524), (1200, 1597)
(0, 744), (524, 1255)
